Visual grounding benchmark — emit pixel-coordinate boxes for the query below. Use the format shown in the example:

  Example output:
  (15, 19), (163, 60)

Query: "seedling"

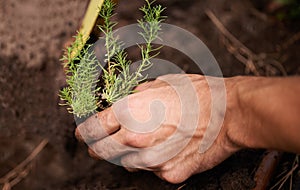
(59, 0), (166, 118)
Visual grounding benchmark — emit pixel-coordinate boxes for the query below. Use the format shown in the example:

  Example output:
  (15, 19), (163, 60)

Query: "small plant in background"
(59, 0), (166, 118)
(270, 0), (300, 20)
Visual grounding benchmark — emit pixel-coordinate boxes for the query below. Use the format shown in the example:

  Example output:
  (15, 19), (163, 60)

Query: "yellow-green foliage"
(59, 0), (166, 118)
(59, 33), (101, 118)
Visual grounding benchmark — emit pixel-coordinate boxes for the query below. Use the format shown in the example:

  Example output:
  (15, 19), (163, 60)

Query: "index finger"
(75, 107), (120, 144)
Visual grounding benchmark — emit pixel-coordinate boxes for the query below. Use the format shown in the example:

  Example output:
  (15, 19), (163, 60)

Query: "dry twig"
(280, 32), (300, 51)
(176, 184), (186, 190)
(205, 9), (287, 76)
(270, 155), (299, 190)
(0, 139), (48, 190)
(205, 9), (296, 190)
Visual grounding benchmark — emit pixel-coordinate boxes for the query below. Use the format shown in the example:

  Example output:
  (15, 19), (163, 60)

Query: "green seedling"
(59, 0), (166, 118)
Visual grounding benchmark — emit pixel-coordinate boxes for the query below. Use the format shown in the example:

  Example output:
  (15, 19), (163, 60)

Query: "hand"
(75, 74), (243, 184)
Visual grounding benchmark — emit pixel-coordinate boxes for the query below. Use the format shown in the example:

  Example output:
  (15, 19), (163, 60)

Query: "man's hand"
(75, 74), (244, 183)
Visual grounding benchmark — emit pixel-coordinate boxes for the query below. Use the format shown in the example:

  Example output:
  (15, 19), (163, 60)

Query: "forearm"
(228, 76), (300, 153)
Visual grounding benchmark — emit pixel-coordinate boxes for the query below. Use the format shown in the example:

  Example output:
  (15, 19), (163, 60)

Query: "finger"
(88, 148), (102, 160)
(76, 107), (120, 143)
(89, 125), (174, 161)
(121, 132), (188, 169)
(120, 151), (163, 171)
(124, 125), (176, 148)
(89, 128), (136, 160)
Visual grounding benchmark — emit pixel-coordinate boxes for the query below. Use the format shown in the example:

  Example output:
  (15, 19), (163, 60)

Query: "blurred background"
(0, 0), (299, 189)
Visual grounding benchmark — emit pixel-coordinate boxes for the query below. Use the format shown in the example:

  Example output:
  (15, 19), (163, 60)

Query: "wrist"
(224, 76), (266, 150)
(233, 76), (300, 153)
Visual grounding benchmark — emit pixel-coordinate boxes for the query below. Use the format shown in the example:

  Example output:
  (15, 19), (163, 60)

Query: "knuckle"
(141, 151), (155, 167)
(125, 133), (151, 148)
(113, 96), (141, 119)
(160, 162), (173, 171)
(126, 133), (142, 146)
(125, 132), (139, 146)
(99, 109), (117, 129)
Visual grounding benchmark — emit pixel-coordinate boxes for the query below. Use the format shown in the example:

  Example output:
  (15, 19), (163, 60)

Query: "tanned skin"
(76, 74), (300, 184)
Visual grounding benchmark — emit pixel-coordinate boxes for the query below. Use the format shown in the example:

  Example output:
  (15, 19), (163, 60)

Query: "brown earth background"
(0, 0), (299, 189)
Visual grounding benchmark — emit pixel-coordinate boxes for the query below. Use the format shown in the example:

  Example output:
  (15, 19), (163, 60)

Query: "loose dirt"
(0, 0), (299, 189)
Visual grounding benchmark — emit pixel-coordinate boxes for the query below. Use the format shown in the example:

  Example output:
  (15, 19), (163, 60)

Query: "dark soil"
(0, 0), (299, 189)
